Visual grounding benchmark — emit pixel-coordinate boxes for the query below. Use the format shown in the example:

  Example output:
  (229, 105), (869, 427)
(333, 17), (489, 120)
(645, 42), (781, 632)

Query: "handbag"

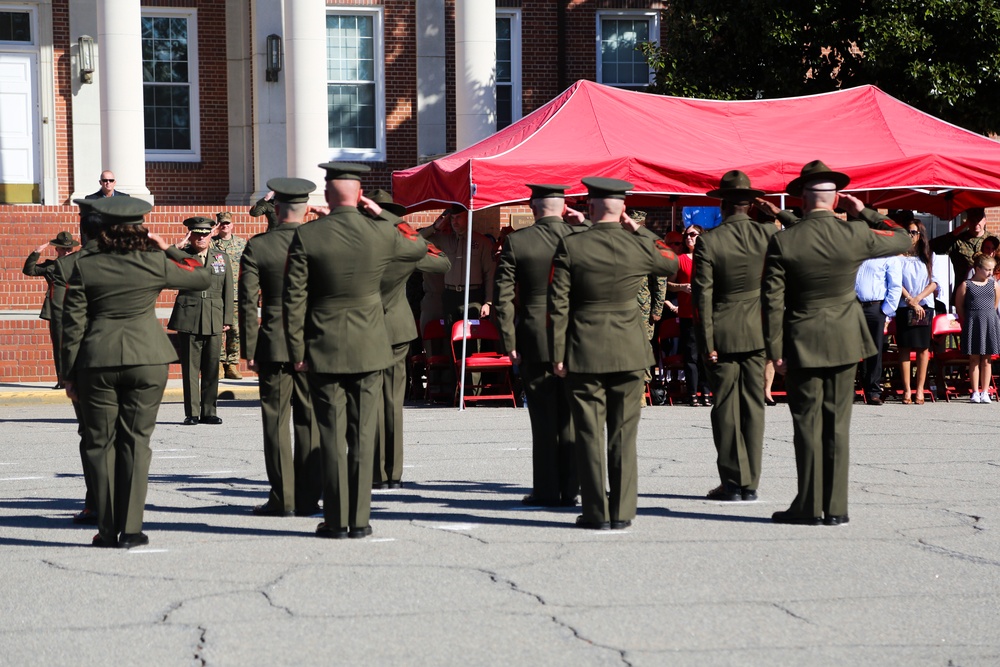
(907, 307), (929, 327)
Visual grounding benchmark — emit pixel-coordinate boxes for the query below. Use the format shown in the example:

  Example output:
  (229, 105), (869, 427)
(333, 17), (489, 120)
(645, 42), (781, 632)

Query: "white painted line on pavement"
(1, 476), (46, 481)
(370, 538), (396, 543)
(435, 523), (476, 531)
(156, 456), (197, 460)
(129, 549), (168, 554)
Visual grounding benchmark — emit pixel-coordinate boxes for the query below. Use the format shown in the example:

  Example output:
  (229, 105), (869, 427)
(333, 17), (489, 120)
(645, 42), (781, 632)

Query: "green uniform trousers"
(48, 318), (64, 381)
(72, 398), (96, 512)
(520, 361), (577, 502)
(566, 370), (645, 524)
(78, 364), (168, 542)
(178, 332), (222, 418)
(220, 301), (240, 365)
(374, 342), (410, 485)
(310, 370), (382, 530)
(258, 362), (320, 512)
(784, 363), (855, 519)
(705, 350), (766, 491)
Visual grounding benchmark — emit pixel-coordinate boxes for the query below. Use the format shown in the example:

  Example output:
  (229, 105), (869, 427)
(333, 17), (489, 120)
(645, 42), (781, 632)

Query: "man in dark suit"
(763, 160), (910, 526)
(240, 178), (322, 517)
(496, 183), (586, 507)
(693, 171), (775, 502)
(284, 163), (428, 539)
(369, 189), (450, 490)
(167, 217), (233, 426)
(84, 170), (130, 200)
(550, 178), (679, 530)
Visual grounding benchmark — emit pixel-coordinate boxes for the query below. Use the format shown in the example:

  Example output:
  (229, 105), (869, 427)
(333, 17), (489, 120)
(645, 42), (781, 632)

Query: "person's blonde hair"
(972, 251), (997, 271)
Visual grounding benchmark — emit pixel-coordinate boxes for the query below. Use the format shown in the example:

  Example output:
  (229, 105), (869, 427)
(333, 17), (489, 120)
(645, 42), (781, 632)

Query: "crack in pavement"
(770, 602), (813, 624)
(194, 625), (207, 666)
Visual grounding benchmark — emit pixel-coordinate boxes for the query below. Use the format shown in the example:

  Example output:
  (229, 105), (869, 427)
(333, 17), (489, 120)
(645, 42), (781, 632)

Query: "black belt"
(859, 300), (882, 306)
(445, 284), (483, 292)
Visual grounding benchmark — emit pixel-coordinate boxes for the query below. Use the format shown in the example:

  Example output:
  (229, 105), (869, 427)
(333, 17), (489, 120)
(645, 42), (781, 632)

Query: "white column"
(416, 0), (446, 159)
(96, 0), (150, 200)
(225, 0), (254, 206)
(284, 0), (328, 198)
(250, 0), (287, 200)
(69, 0), (102, 200)
(454, 0), (496, 150)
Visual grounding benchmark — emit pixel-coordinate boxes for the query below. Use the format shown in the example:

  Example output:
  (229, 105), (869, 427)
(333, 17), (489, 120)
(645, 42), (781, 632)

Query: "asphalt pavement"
(1, 383), (998, 666)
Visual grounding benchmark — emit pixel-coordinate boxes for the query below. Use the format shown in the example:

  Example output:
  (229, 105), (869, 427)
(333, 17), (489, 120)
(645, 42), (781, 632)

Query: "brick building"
(0, 0), (666, 382)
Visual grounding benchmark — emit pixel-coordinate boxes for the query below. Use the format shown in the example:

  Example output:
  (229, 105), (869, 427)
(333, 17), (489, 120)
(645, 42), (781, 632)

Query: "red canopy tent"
(393, 80), (1000, 218)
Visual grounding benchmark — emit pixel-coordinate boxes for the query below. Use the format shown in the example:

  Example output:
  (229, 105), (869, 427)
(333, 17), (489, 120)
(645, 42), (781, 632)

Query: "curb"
(0, 383), (261, 407)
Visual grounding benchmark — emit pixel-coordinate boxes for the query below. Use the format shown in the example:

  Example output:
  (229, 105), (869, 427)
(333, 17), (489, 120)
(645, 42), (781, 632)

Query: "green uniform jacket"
(692, 213), (777, 355)
(62, 246), (211, 379)
(496, 216), (584, 362)
(284, 206), (429, 373)
(550, 224), (679, 373)
(22, 252), (58, 320)
(381, 235), (451, 346)
(239, 224), (301, 363)
(167, 248), (234, 335)
(762, 208), (910, 368)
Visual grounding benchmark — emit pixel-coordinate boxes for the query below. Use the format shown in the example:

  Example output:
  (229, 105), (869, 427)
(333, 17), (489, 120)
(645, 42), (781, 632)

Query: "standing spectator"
(22, 231), (80, 388)
(168, 217), (233, 426)
(896, 220), (939, 404)
(854, 256), (903, 404)
(930, 207), (986, 300)
(420, 207), (496, 323)
(61, 197), (211, 548)
(668, 224), (711, 405)
(763, 160), (910, 526)
(240, 178), (322, 517)
(549, 177), (678, 531)
(212, 211), (246, 379)
(955, 252), (1000, 403)
(84, 170), (130, 199)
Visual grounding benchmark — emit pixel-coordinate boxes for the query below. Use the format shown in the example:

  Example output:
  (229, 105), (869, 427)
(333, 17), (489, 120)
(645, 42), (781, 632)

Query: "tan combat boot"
(224, 364), (242, 380)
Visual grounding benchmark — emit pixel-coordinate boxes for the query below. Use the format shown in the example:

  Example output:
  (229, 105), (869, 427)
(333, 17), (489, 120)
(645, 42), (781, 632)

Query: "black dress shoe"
(200, 415), (223, 425)
(824, 514), (850, 526)
(867, 395), (883, 406)
(53, 382), (65, 390)
(575, 515), (610, 530)
(610, 520), (632, 530)
(771, 510), (822, 526)
(73, 507), (98, 524)
(349, 525), (373, 539)
(741, 488), (758, 502)
(316, 522), (348, 539)
(706, 483), (741, 501)
(559, 495), (579, 507)
(294, 505), (321, 517)
(387, 480), (403, 489)
(372, 481), (390, 490)
(182, 416), (199, 426)
(252, 503), (293, 517)
(118, 532), (150, 549)
(92, 533), (117, 548)
(522, 494), (560, 507)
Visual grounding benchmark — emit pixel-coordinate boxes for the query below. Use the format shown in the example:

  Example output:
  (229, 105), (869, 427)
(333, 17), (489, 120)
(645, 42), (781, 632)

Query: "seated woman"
(896, 221), (939, 404)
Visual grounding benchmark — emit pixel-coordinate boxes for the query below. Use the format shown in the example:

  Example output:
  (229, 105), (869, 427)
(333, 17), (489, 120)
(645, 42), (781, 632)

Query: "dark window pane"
(0, 11), (31, 42)
(175, 129), (191, 150)
(173, 63), (188, 83)
(155, 129), (173, 149)
(497, 85), (512, 130)
(145, 129), (155, 148)
(171, 40), (188, 64)
(173, 109), (190, 129)
(153, 86), (172, 106)
(170, 18), (187, 41)
(172, 87), (190, 107)
(141, 17), (153, 39)
(154, 107), (172, 127)
(153, 17), (169, 39)
(142, 62), (154, 82)
(154, 62), (173, 83)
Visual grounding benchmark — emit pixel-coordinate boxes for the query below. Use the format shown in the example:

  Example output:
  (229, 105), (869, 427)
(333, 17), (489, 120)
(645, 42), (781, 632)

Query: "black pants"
(679, 317), (710, 398)
(858, 301), (886, 398)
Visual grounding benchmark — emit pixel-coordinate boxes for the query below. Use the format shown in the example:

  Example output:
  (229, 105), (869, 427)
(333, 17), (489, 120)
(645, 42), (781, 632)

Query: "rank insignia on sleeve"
(396, 222), (419, 240)
(872, 229), (894, 237)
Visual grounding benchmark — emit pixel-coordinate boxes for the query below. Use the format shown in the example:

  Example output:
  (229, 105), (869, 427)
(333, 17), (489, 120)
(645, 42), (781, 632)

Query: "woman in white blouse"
(896, 221), (939, 404)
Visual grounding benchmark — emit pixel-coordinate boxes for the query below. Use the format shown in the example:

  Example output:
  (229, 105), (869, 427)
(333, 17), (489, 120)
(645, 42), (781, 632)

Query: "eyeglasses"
(907, 230), (920, 236)
(684, 232), (700, 238)
(100, 178), (115, 183)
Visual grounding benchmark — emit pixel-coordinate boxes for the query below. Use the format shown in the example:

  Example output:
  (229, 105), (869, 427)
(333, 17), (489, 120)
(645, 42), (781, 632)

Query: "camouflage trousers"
(220, 302), (240, 365)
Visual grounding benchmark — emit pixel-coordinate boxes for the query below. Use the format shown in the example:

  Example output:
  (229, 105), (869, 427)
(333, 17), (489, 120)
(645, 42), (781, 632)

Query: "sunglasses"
(100, 178), (115, 183)
(907, 230), (920, 236)
(684, 232), (699, 237)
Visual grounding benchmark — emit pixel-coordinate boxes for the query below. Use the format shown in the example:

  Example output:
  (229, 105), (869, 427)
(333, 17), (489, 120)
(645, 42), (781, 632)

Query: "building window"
(496, 10), (521, 131)
(141, 9), (200, 161)
(326, 9), (385, 161)
(0, 11), (30, 43)
(596, 11), (659, 89)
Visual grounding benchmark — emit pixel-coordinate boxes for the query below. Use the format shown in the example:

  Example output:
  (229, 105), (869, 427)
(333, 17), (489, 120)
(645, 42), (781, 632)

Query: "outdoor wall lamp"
(265, 34), (282, 82)
(78, 35), (96, 84)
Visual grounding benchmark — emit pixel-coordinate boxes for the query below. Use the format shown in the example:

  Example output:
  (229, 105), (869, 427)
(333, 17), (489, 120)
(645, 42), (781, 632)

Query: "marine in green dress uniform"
(22, 231), (80, 387)
(496, 183), (587, 507)
(284, 163), (428, 539)
(240, 178), (322, 517)
(368, 190), (451, 490)
(550, 178), (679, 530)
(762, 161), (911, 526)
(693, 171), (775, 502)
(62, 197), (211, 548)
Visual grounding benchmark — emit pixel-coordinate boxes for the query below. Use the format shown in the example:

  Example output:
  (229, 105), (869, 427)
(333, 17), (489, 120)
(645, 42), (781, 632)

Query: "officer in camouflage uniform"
(212, 211), (246, 379)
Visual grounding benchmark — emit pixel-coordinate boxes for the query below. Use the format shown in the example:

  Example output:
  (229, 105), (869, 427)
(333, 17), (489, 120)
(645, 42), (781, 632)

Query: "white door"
(0, 52), (39, 203)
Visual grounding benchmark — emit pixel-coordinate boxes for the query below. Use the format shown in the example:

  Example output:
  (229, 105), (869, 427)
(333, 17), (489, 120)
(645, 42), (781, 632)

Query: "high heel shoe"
(764, 396), (777, 407)
(902, 393), (912, 405)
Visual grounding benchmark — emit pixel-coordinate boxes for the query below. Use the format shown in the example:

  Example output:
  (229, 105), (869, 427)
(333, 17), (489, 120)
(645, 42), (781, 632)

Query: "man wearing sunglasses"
(85, 171), (130, 200)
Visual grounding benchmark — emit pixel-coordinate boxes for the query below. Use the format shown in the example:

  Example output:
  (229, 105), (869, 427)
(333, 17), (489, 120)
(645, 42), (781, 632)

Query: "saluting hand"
(563, 208), (586, 225)
(620, 210), (640, 233)
(34, 242), (50, 254)
(358, 195), (383, 218)
(754, 198), (781, 218)
(146, 232), (170, 251)
(839, 193), (866, 218)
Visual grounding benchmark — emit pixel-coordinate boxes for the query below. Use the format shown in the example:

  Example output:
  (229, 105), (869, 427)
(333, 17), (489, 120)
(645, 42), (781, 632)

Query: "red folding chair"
(450, 319), (517, 407)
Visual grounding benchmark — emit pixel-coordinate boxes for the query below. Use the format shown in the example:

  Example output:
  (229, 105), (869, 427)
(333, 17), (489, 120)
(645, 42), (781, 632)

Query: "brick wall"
(53, 1), (73, 205)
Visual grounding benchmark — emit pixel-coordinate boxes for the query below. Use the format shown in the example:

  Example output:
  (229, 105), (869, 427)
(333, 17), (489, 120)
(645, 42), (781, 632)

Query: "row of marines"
(55, 158), (908, 548)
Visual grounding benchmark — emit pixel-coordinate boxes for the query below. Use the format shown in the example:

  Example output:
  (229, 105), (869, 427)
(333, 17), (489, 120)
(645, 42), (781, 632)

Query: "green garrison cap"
(581, 177), (633, 200)
(526, 183), (569, 200)
(89, 196), (153, 225)
(786, 160), (850, 197)
(183, 216), (215, 234)
(706, 170), (765, 201)
(368, 188), (407, 216)
(317, 162), (371, 182)
(266, 177), (317, 204)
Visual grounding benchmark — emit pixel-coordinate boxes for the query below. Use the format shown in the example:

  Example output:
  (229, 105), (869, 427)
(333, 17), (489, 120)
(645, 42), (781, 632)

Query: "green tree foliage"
(642, 0), (1000, 133)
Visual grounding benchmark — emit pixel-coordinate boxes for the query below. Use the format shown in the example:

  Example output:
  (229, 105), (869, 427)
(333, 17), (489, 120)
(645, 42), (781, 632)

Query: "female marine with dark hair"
(62, 197), (211, 549)
(896, 220), (939, 404)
